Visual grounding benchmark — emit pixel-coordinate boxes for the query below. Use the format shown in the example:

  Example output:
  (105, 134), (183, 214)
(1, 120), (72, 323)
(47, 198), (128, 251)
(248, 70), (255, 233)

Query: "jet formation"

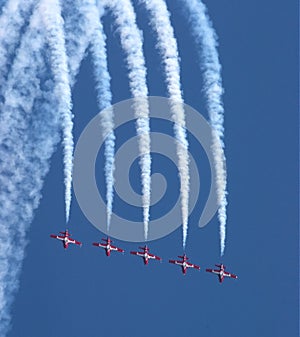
(50, 229), (238, 281)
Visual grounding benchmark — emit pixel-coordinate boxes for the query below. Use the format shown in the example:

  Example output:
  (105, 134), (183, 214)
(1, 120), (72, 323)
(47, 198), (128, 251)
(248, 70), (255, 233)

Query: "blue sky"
(7, 1), (298, 337)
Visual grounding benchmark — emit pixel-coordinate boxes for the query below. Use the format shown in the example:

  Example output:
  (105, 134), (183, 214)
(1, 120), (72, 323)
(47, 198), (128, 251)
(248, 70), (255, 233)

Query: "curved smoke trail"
(90, 2), (115, 230)
(180, 0), (227, 256)
(0, 5), (61, 335)
(103, 0), (152, 240)
(0, 0), (37, 99)
(63, 0), (101, 86)
(140, 0), (190, 248)
(40, 0), (74, 223)
(0, 1), (102, 334)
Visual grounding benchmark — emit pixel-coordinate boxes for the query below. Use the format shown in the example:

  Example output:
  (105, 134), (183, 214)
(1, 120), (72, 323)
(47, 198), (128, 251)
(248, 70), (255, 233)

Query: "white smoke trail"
(89, 2), (115, 230)
(0, 6), (61, 335)
(140, 0), (190, 248)
(0, 0), (37, 98)
(0, 1), (99, 333)
(179, 0), (227, 256)
(62, 0), (102, 85)
(39, 0), (74, 223)
(102, 0), (152, 240)
(63, 0), (116, 230)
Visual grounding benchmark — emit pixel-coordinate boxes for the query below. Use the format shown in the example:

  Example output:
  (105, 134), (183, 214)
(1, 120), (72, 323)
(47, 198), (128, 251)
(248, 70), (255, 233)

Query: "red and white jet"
(169, 254), (200, 275)
(92, 237), (124, 256)
(130, 245), (162, 265)
(206, 264), (238, 283)
(50, 229), (82, 249)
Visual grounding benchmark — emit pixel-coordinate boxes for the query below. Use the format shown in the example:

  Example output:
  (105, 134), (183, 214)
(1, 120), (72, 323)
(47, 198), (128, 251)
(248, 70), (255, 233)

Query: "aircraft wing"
(75, 240), (82, 246)
(50, 234), (64, 241)
(169, 259), (180, 265)
(149, 253), (161, 261)
(93, 242), (109, 250)
(70, 239), (82, 246)
(111, 245), (124, 253)
(224, 271), (238, 279)
(130, 251), (140, 256)
(187, 262), (200, 270)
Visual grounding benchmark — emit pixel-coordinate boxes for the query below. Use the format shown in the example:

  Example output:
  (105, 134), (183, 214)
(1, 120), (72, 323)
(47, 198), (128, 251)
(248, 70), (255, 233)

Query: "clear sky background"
(8, 1), (298, 337)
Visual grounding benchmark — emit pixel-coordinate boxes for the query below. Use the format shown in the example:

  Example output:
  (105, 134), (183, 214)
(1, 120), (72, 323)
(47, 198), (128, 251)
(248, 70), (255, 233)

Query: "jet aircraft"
(92, 237), (124, 256)
(130, 245), (162, 265)
(50, 229), (82, 249)
(206, 264), (238, 283)
(169, 254), (200, 275)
